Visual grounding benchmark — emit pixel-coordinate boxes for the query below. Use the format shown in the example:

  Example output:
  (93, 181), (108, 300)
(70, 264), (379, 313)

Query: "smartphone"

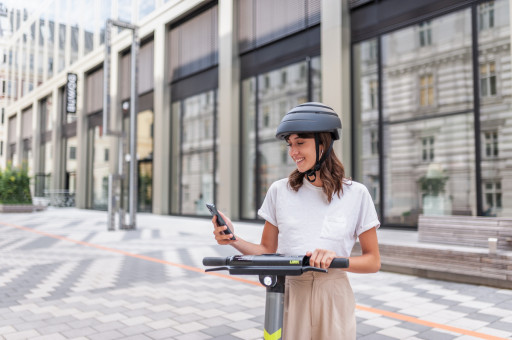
(206, 203), (236, 240)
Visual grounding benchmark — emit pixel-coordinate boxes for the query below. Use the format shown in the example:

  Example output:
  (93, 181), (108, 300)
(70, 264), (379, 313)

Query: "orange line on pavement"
(355, 305), (507, 340)
(0, 221), (261, 287)
(2, 221), (508, 340)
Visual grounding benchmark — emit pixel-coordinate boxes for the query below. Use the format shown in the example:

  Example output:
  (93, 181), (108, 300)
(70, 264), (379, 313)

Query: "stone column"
(217, 0), (240, 218)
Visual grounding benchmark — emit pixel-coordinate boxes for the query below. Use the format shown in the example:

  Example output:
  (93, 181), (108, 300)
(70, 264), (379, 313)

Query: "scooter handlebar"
(329, 257), (349, 268)
(203, 257), (228, 266)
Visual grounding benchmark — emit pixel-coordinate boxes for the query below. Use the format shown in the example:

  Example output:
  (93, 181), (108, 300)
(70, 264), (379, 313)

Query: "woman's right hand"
(212, 210), (236, 245)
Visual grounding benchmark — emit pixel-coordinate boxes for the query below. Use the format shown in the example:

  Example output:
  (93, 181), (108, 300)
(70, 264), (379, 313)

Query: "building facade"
(1, 0), (510, 228)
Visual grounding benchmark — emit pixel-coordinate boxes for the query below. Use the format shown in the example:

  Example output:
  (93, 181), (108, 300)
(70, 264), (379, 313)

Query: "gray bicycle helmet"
(276, 102), (342, 183)
(275, 102), (341, 140)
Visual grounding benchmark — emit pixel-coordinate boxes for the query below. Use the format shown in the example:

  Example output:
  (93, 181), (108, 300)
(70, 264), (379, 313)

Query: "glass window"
(483, 130), (498, 158)
(241, 57), (321, 219)
(480, 62), (497, 97)
(479, 0), (510, 217)
(479, 2), (495, 31)
(353, 39), (380, 213)
(170, 91), (216, 216)
(122, 108), (155, 212)
(419, 74), (434, 107)
(139, 0), (155, 20)
(99, 0), (112, 45)
(118, 0), (132, 23)
(65, 136), (78, 202)
(418, 21), (432, 47)
(381, 9), (475, 226)
(89, 125), (109, 210)
(483, 180), (502, 217)
(421, 136), (435, 162)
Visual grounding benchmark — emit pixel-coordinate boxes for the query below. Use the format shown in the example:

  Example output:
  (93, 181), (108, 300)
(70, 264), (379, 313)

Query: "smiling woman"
(211, 102), (381, 339)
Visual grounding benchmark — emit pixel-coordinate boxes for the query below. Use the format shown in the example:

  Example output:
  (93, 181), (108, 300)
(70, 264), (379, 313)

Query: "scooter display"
(203, 253), (349, 340)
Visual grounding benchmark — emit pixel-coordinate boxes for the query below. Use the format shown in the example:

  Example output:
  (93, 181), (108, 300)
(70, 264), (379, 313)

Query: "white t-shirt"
(258, 178), (380, 257)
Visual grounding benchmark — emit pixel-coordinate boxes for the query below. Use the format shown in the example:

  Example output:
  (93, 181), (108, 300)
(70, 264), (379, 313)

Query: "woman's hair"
(287, 132), (347, 202)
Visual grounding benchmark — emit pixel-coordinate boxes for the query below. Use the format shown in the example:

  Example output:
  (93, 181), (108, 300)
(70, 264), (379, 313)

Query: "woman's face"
(287, 134), (320, 173)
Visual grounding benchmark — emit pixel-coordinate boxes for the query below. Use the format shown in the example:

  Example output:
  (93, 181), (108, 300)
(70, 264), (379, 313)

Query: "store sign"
(66, 73), (78, 114)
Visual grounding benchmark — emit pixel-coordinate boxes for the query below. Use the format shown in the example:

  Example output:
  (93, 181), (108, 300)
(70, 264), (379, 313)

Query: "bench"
(418, 215), (512, 251)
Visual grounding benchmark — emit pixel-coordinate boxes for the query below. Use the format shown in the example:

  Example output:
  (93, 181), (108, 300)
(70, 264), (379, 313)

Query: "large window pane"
(257, 62), (308, 206)
(89, 125), (109, 210)
(65, 136), (77, 205)
(381, 9), (475, 226)
(171, 91), (216, 216)
(241, 58), (321, 219)
(478, 0), (511, 217)
(241, 78), (256, 218)
(354, 38), (380, 216)
(121, 108), (154, 212)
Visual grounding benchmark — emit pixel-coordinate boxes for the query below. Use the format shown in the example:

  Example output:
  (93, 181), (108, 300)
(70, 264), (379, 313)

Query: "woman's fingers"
(309, 249), (336, 269)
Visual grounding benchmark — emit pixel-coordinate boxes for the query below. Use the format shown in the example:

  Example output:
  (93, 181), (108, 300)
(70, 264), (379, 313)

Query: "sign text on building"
(66, 73), (78, 114)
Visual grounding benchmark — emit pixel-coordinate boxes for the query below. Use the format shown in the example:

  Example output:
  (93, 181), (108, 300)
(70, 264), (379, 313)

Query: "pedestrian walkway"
(0, 208), (511, 340)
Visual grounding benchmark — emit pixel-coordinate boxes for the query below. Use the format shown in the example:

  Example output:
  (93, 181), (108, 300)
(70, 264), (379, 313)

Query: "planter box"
(0, 204), (35, 213)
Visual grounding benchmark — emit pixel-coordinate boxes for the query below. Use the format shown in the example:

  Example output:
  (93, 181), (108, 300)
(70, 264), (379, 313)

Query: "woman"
(212, 102), (380, 339)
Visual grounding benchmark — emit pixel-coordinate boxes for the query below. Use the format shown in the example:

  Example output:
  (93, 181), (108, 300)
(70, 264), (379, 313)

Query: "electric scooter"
(203, 254), (349, 340)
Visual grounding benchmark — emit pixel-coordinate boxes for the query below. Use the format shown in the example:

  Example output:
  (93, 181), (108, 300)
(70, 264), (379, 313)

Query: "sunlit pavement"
(0, 208), (511, 340)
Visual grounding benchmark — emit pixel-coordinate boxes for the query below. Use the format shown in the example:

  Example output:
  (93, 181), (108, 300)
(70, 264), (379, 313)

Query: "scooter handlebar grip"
(203, 257), (228, 266)
(329, 258), (349, 268)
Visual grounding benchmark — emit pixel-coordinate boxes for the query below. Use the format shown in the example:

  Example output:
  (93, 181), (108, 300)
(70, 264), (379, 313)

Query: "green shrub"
(0, 163), (32, 204)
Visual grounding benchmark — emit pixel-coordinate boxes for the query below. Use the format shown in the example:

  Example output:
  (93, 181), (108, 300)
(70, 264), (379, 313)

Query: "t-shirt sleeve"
(356, 186), (380, 236)
(257, 182), (278, 226)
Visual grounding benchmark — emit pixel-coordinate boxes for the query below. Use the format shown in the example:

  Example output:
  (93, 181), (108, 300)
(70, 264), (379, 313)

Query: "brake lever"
(302, 266), (328, 273)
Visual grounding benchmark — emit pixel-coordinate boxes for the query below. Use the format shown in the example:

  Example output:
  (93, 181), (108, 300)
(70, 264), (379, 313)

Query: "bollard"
(488, 237), (498, 254)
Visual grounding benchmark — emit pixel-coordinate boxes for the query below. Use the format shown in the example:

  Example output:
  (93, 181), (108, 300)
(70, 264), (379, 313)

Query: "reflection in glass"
(90, 125), (109, 210)
(241, 78), (256, 218)
(257, 62), (309, 208)
(100, 0), (112, 45)
(478, 0), (510, 217)
(122, 109), (154, 212)
(178, 91), (216, 215)
(353, 39), (380, 216)
(170, 102), (181, 214)
(241, 59), (320, 219)
(139, 0), (155, 20)
(65, 136), (78, 198)
(118, 0), (132, 23)
(311, 56), (322, 102)
(381, 9), (475, 226)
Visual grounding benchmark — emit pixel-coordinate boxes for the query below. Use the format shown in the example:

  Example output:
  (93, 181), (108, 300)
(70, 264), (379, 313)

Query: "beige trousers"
(283, 270), (356, 340)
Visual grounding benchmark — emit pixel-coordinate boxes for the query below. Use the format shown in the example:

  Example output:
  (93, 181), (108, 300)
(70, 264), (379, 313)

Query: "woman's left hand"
(306, 249), (337, 269)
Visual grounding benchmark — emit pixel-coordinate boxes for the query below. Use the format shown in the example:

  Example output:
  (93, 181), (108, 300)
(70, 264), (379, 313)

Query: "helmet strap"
(304, 133), (334, 183)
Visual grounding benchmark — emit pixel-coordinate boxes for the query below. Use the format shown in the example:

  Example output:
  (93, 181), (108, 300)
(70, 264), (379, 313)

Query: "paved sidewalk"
(0, 208), (511, 340)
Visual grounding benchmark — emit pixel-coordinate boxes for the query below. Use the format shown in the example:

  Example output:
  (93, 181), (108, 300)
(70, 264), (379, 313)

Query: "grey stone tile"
(61, 326), (97, 338)
(356, 323), (382, 336)
(174, 331), (213, 340)
(145, 327), (182, 339)
(396, 321), (431, 333)
(92, 321), (126, 333)
(202, 325), (238, 337)
(466, 312), (501, 323)
(416, 330), (457, 340)
(174, 313), (204, 323)
(37, 323), (72, 335)
(487, 321), (512, 332)
(358, 333), (396, 340)
(119, 324), (153, 336)
(87, 330), (125, 340)
(120, 335), (153, 340)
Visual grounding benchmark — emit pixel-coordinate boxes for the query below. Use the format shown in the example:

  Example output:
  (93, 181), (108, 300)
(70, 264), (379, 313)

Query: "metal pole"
(262, 275), (285, 340)
(103, 20), (111, 136)
(103, 19), (138, 230)
(128, 29), (139, 229)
